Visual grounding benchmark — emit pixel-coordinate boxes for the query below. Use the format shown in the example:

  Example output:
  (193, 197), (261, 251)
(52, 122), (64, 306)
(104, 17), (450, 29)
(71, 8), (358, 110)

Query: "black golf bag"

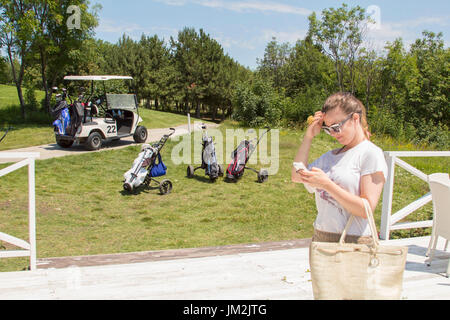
(187, 125), (223, 181)
(202, 134), (220, 179)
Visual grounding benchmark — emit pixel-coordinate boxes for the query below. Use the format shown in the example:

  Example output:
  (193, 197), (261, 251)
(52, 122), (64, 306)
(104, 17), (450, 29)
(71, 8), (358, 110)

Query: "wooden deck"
(0, 236), (448, 300)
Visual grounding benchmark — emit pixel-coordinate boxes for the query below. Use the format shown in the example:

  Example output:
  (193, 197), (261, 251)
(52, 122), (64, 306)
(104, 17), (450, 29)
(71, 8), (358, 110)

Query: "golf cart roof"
(64, 75), (133, 81)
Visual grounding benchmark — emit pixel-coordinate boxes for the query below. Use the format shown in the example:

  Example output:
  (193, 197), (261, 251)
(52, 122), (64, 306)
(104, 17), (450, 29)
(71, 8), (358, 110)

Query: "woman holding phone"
(292, 92), (388, 244)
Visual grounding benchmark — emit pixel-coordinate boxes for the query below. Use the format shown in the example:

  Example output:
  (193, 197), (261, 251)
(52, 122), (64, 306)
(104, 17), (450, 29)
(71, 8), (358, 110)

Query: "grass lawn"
(1, 120), (448, 272)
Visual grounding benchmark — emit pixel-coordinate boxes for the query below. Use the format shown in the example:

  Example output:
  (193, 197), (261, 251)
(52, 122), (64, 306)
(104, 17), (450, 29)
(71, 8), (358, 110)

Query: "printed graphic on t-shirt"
(318, 189), (340, 209)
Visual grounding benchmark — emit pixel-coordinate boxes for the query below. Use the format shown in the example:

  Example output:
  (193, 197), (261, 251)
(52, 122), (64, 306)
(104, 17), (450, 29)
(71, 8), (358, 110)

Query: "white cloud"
(155, 0), (312, 15)
(97, 18), (143, 34)
(364, 14), (450, 52)
(262, 29), (307, 44)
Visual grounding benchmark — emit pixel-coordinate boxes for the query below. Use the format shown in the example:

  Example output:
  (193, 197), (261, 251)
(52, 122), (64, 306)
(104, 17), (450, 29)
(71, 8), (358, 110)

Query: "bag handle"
(339, 198), (380, 247)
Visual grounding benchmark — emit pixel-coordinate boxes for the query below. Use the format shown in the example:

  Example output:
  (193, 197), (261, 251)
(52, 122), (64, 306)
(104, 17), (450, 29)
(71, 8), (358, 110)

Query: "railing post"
(28, 157), (36, 271)
(380, 153), (396, 240)
(0, 152), (39, 272)
(187, 113), (191, 134)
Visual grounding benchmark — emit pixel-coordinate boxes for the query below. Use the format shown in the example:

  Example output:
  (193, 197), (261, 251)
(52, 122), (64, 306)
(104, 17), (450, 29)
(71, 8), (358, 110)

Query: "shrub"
(232, 79), (283, 127)
(25, 87), (38, 111)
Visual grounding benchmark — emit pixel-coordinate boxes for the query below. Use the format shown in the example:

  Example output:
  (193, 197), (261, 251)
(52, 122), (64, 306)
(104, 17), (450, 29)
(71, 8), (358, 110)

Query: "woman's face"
(322, 108), (359, 146)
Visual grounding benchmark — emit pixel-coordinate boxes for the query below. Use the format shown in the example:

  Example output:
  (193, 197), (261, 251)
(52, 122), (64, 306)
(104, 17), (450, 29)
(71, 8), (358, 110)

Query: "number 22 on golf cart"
(107, 125), (116, 134)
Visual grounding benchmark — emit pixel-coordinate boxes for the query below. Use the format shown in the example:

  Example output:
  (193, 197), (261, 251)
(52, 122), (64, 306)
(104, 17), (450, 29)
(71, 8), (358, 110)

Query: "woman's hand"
(298, 167), (331, 190)
(305, 111), (324, 139)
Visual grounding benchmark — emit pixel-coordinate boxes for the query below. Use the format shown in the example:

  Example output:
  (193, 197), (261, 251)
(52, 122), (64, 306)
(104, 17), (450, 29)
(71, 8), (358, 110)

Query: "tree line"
(235, 4), (449, 147)
(1, 2), (448, 146)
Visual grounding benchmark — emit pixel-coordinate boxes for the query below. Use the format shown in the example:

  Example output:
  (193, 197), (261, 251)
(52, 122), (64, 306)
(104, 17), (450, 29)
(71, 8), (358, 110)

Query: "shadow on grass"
(188, 173), (219, 184)
(119, 184), (172, 197)
(0, 104), (52, 126)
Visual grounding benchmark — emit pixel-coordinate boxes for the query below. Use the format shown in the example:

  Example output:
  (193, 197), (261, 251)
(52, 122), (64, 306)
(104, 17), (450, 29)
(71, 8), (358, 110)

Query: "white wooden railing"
(0, 152), (39, 271)
(380, 151), (450, 240)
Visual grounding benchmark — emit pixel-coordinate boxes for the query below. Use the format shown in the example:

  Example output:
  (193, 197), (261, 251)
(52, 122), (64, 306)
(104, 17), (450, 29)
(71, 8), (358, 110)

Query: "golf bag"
(203, 135), (219, 179)
(123, 144), (157, 191)
(225, 128), (271, 183)
(226, 140), (251, 180)
(123, 128), (175, 194)
(52, 100), (71, 135)
(187, 125), (223, 181)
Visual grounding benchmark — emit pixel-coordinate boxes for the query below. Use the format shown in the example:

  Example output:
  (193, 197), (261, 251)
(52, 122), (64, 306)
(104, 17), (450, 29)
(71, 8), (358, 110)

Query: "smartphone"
(293, 162), (309, 172)
(293, 162), (316, 193)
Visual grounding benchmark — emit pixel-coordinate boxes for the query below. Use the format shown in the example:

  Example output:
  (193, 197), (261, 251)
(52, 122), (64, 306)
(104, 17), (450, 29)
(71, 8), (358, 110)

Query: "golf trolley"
(187, 124), (224, 182)
(123, 128), (175, 195)
(225, 127), (271, 183)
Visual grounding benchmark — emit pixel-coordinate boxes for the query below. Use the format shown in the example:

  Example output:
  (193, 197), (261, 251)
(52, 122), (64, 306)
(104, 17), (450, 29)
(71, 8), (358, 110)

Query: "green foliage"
(232, 78), (284, 127)
(308, 3), (368, 93)
(253, 4), (449, 149)
(24, 86), (38, 110)
(285, 86), (328, 125)
(1, 1), (448, 148)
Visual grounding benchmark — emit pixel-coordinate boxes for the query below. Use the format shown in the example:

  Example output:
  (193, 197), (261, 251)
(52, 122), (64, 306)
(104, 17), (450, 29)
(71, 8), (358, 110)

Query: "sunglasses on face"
(322, 113), (355, 135)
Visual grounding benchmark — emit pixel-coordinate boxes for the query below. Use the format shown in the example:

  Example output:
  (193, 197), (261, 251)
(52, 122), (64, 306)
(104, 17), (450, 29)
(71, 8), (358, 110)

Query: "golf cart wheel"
(159, 179), (173, 195)
(86, 132), (103, 151)
(133, 126), (148, 143)
(258, 169), (269, 183)
(187, 165), (194, 178)
(218, 164), (224, 177)
(56, 136), (74, 149)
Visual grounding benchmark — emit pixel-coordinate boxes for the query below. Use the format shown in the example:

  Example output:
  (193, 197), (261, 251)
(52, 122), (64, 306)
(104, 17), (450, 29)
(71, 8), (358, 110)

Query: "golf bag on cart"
(187, 124), (223, 181)
(123, 128), (175, 195)
(225, 127), (271, 183)
(51, 88), (71, 135)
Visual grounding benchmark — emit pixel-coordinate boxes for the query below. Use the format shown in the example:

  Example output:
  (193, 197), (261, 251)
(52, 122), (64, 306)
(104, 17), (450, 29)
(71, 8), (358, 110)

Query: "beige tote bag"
(309, 199), (408, 300)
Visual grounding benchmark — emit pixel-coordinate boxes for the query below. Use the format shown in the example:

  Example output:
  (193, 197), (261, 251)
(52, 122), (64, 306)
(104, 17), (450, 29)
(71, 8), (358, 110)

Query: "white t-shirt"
(308, 140), (388, 236)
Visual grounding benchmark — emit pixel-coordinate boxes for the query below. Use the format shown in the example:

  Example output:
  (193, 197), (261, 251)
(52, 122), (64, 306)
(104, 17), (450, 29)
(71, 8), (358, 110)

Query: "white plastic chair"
(426, 173), (450, 277)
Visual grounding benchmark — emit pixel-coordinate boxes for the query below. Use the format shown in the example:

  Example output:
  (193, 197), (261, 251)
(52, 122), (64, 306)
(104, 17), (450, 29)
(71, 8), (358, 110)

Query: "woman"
(292, 92), (388, 244)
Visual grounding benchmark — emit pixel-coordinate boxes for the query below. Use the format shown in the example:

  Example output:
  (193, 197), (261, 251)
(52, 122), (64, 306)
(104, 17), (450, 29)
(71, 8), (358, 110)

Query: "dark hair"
(322, 92), (371, 139)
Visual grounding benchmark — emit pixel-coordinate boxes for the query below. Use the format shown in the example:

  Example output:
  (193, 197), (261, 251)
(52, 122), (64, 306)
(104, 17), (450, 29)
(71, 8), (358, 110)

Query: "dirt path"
(0, 122), (220, 164)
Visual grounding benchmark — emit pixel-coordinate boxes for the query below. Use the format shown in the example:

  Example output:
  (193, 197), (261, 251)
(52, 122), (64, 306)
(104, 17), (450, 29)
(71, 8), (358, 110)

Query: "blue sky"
(93, 0), (450, 70)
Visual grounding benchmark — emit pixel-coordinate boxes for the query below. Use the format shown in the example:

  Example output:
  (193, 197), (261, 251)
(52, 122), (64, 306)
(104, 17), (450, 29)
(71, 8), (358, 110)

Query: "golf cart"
(51, 75), (148, 151)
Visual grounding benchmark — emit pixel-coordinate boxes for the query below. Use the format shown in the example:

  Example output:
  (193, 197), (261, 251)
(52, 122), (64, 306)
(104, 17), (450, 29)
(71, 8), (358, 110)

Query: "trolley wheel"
(159, 179), (173, 195)
(218, 164), (224, 177)
(187, 165), (194, 178)
(257, 169), (269, 183)
(123, 183), (133, 192)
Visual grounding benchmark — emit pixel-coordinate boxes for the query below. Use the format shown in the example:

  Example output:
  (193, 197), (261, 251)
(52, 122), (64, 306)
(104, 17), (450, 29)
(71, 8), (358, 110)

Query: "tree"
(0, 0), (38, 118)
(257, 37), (291, 91)
(308, 3), (369, 93)
(355, 47), (381, 112)
(30, 0), (99, 111)
(410, 31), (449, 127)
(139, 34), (176, 110)
(284, 36), (335, 98)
